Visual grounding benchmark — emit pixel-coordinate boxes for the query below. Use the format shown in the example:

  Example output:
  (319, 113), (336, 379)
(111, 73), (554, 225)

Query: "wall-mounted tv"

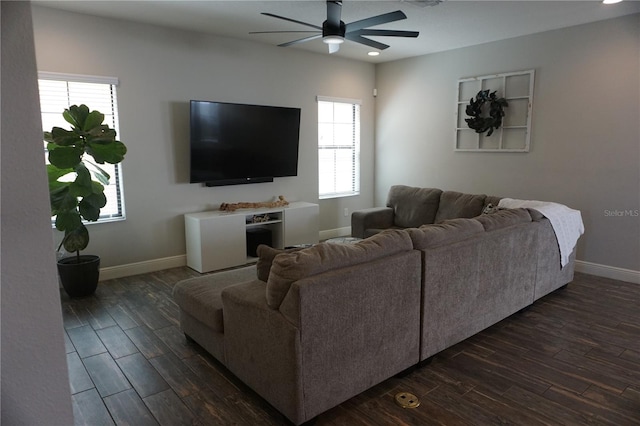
(190, 100), (301, 187)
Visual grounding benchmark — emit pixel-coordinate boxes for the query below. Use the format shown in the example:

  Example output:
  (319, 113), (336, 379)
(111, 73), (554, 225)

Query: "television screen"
(190, 100), (301, 186)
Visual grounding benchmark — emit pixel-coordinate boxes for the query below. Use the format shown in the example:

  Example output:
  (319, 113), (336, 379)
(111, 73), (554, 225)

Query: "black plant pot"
(57, 255), (100, 298)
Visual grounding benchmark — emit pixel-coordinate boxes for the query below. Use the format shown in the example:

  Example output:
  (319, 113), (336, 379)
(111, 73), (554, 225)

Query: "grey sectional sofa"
(173, 185), (578, 425)
(351, 185), (502, 239)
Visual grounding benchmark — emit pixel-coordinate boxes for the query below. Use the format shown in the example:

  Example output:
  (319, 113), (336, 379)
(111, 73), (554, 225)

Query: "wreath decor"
(464, 89), (508, 136)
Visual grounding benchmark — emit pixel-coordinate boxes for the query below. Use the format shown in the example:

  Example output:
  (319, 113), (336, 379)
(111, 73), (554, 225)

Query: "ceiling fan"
(251, 0), (420, 54)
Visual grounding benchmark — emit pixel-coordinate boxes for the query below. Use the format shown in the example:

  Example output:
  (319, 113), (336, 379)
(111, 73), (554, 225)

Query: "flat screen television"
(190, 100), (301, 186)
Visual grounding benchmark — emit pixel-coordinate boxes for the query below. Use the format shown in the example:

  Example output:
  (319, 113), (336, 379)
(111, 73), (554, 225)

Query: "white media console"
(185, 201), (319, 273)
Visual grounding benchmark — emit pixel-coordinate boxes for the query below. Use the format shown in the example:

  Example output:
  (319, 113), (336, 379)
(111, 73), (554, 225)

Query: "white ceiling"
(32, 0), (640, 63)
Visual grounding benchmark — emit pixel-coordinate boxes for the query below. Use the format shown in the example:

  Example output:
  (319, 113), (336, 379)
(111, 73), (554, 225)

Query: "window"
(317, 96), (360, 199)
(38, 72), (125, 222)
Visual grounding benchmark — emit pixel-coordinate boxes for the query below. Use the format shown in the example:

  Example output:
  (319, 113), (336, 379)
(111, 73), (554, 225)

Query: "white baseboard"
(99, 227), (353, 281)
(100, 242), (638, 287)
(575, 260), (640, 284)
(319, 227), (351, 241)
(100, 255), (187, 281)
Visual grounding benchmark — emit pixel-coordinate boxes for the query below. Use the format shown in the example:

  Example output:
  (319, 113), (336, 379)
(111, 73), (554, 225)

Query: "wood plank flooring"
(60, 269), (640, 425)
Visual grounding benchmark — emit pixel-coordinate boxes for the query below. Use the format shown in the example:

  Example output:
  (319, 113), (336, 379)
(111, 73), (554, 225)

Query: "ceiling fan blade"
(355, 29), (419, 38)
(345, 10), (407, 33)
(278, 34), (323, 47)
(344, 33), (390, 50)
(326, 1), (342, 28)
(261, 12), (322, 31)
(250, 31), (320, 34)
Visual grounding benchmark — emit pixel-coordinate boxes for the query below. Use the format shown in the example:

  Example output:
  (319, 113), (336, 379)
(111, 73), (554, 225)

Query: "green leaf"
(49, 185), (68, 207)
(83, 111), (104, 131)
(49, 146), (84, 169)
(46, 164), (73, 182)
(50, 186), (78, 214)
(87, 140), (127, 164)
(85, 160), (111, 185)
(49, 180), (70, 193)
(64, 105), (90, 129)
(69, 165), (93, 197)
(83, 191), (107, 209)
(79, 197), (103, 221)
(55, 210), (82, 232)
(87, 125), (117, 142)
(62, 224), (89, 252)
(91, 180), (105, 194)
(50, 127), (82, 147)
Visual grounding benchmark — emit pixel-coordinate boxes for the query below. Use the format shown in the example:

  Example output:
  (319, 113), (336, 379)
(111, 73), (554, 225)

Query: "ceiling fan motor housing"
(322, 20), (346, 38)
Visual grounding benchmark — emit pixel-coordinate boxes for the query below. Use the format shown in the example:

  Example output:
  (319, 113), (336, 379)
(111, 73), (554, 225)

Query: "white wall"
(1, 2), (74, 424)
(31, 6), (376, 268)
(375, 14), (640, 273)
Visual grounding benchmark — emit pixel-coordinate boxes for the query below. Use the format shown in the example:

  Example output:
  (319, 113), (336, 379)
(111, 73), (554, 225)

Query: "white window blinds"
(38, 72), (126, 221)
(317, 96), (361, 199)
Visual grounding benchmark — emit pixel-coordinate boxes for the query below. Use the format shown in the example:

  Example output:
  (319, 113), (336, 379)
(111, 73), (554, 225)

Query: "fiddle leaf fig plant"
(45, 104), (127, 258)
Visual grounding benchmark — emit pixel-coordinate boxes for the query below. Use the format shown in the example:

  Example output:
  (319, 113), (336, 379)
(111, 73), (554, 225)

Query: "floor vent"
(394, 392), (420, 408)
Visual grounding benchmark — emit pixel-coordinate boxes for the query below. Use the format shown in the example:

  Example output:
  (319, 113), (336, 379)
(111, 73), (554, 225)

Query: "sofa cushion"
(475, 208), (532, 231)
(386, 185), (442, 228)
(173, 266), (258, 333)
(526, 208), (545, 221)
(256, 245), (306, 282)
(266, 229), (413, 309)
(408, 218), (485, 249)
(435, 191), (486, 223)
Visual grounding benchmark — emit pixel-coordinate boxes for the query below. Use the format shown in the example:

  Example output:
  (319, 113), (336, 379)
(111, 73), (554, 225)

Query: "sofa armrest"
(351, 207), (394, 238)
(221, 280), (305, 424)
(278, 250), (421, 421)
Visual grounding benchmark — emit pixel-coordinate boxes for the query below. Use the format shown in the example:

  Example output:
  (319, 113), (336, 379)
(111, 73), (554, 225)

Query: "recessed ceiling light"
(602, 0), (623, 4)
(368, 51), (380, 56)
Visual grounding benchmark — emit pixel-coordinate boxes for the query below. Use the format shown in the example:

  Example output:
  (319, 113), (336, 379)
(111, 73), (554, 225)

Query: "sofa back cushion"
(408, 218), (485, 249)
(386, 185), (442, 228)
(256, 245), (306, 282)
(435, 191), (486, 223)
(266, 229), (413, 309)
(475, 208), (532, 231)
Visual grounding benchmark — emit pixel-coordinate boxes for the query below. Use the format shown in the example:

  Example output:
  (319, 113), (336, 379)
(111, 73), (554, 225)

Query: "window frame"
(317, 95), (361, 200)
(38, 71), (126, 224)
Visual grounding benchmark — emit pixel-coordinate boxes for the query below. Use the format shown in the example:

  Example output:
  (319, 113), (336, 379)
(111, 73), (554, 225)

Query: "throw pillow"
(256, 245), (306, 282)
(387, 185), (442, 227)
(434, 191), (486, 223)
(475, 208), (532, 231)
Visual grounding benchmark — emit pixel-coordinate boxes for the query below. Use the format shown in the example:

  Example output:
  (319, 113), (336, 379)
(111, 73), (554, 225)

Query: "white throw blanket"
(497, 198), (584, 268)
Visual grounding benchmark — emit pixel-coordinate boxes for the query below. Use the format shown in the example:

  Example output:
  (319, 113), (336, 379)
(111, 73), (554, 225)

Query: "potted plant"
(45, 104), (127, 297)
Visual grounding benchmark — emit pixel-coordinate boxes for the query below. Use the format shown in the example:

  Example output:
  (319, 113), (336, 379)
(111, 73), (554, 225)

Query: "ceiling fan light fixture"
(323, 35), (344, 45)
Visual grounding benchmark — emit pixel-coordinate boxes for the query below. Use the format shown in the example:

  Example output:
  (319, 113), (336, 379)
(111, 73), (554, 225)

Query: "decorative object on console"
(250, 214), (272, 224)
(220, 195), (289, 212)
(465, 89), (508, 136)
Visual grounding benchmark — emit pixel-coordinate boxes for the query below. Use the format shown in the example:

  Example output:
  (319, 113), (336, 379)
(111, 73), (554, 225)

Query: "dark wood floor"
(60, 269), (640, 425)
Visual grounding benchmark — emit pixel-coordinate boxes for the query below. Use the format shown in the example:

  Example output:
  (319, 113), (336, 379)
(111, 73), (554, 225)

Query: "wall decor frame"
(455, 69), (535, 152)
